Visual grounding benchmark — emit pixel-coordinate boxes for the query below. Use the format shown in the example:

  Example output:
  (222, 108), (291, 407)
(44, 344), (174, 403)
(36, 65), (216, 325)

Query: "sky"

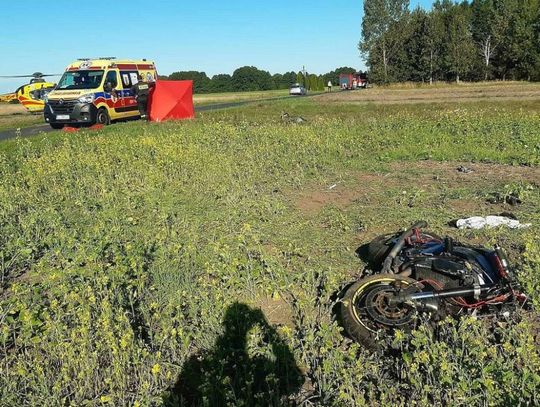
(0, 0), (435, 94)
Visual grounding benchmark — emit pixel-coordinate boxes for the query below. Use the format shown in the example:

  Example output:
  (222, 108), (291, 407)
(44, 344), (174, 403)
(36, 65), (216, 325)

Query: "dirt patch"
(447, 198), (493, 214)
(294, 161), (539, 215)
(255, 297), (294, 328)
(296, 172), (410, 214)
(296, 183), (362, 214)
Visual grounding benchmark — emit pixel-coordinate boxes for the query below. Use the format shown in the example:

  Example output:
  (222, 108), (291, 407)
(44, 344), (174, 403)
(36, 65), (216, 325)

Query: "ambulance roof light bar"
(77, 57), (117, 61)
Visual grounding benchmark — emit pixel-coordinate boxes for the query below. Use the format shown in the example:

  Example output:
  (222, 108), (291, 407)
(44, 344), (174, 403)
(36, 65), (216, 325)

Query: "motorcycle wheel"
(341, 274), (419, 349)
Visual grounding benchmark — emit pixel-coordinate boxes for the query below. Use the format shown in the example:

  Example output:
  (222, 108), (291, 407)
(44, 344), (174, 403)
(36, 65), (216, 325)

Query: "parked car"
(289, 83), (307, 96)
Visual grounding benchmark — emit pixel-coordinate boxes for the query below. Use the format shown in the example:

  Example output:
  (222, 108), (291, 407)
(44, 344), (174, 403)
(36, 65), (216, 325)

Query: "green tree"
(493, 0), (539, 80)
(307, 74), (319, 90)
(514, 0), (539, 80)
(471, 0), (501, 80)
(304, 72), (310, 90)
(282, 71), (298, 88)
(425, 7), (446, 83)
(318, 76), (326, 91)
(271, 73), (284, 89)
(534, 1), (540, 80)
(168, 71), (212, 93)
(211, 74), (232, 93)
(296, 72), (304, 86)
(400, 8), (432, 82)
(439, 1), (476, 82)
(360, 0), (410, 82)
(231, 67), (273, 91)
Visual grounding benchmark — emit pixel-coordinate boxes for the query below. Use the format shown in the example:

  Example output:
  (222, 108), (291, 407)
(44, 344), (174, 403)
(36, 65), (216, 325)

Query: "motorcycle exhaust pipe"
(389, 284), (496, 305)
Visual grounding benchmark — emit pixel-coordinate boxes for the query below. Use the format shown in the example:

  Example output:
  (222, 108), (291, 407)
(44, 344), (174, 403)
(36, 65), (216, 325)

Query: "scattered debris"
(487, 192), (522, 206)
(281, 112), (306, 124)
(505, 195), (522, 206)
(62, 124), (104, 133)
(457, 165), (474, 174)
(456, 215), (531, 230)
(328, 184), (337, 190)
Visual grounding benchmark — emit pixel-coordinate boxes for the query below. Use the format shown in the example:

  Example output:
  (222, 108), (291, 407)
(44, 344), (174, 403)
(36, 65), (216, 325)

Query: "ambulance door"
(103, 70), (120, 119)
(110, 69), (129, 118)
(120, 70), (140, 118)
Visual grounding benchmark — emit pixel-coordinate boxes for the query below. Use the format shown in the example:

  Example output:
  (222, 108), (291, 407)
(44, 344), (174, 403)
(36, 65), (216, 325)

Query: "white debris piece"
(456, 216), (531, 230)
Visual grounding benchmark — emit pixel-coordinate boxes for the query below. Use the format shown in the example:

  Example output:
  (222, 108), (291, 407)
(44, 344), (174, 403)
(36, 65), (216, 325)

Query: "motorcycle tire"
(341, 273), (418, 349)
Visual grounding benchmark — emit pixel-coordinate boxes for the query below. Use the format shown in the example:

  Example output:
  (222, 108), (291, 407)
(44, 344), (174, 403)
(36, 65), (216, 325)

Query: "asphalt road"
(0, 94), (311, 142)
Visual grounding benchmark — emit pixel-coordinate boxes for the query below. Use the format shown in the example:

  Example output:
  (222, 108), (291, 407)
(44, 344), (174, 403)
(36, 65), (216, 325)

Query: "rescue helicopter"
(0, 72), (61, 113)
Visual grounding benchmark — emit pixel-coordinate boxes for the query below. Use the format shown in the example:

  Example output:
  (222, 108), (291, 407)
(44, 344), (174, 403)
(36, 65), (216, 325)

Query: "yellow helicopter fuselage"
(16, 80), (56, 113)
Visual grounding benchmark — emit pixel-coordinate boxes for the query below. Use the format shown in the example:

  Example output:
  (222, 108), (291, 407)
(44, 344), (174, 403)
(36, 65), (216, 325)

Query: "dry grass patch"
(316, 82), (540, 104)
(0, 103), (28, 116)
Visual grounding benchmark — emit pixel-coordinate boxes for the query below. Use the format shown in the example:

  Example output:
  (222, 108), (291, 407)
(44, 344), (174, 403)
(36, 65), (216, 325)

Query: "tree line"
(163, 66), (362, 93)
(360, 0), (540, 83)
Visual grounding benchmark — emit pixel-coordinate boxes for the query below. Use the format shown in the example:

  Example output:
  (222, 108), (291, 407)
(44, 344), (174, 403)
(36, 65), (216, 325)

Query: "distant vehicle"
(289, 83), (307, 96)
(0, 72), (59, 112)
(44, 57), (157, 129)
(339, 72), (368, 90)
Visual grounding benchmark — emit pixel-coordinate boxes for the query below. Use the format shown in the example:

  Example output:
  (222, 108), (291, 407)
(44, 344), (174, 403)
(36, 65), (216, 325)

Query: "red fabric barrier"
(148, 80), (194, 122)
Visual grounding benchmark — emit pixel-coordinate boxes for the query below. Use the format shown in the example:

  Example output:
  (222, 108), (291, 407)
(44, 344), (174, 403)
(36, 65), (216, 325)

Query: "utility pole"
(302, 65), (307, 88)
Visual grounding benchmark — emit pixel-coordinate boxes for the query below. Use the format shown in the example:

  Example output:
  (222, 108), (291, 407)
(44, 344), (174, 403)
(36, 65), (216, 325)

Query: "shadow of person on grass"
(163, 302), (304, 407)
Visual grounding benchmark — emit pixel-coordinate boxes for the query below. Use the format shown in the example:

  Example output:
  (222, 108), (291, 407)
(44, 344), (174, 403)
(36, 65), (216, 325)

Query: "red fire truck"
(339, 72), (368, 90)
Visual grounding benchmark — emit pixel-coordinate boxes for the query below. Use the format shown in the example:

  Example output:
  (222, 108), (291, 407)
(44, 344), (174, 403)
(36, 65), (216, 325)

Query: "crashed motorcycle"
(341, 221), (528, 349)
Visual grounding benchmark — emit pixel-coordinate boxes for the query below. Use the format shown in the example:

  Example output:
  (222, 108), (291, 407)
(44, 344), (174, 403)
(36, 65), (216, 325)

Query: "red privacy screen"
(148, 80), (194, 122)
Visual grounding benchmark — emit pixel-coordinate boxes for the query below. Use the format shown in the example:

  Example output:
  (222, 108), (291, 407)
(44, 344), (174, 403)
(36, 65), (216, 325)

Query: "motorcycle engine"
(399, 240), (498, 291)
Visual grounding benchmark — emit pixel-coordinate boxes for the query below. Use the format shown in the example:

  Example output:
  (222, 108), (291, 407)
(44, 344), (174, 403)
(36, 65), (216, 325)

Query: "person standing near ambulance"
(130, 74), (154, 120)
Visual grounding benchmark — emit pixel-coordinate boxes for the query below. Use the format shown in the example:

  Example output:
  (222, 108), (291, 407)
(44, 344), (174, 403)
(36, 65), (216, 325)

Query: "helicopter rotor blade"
(0, 73), (62, 79)
(0, 75), (38, 78)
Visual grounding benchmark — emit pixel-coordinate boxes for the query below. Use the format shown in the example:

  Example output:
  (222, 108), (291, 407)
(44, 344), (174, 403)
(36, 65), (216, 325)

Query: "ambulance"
(44, 58), (157, 129)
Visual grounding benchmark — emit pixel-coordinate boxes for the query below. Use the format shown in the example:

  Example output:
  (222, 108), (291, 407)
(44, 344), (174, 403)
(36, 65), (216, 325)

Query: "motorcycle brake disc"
(365, 284), (416, 327)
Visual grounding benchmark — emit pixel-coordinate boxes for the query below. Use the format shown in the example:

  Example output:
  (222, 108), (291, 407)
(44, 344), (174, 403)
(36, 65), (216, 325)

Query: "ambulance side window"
(120, 71), (139, 88)
(121, 73), (130, 87)
(104, 71), (118, 89)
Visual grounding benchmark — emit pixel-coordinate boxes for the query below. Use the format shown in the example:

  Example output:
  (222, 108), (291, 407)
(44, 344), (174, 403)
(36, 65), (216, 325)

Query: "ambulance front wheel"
(96, 108), (110, 125)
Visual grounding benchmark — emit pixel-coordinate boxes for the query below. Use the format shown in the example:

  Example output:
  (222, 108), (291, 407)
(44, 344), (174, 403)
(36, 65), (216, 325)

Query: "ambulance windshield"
(57, 70), (105, 90)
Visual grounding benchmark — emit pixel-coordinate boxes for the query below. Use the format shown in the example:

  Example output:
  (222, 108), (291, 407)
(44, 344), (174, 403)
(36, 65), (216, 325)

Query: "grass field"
(0, 104), (41, 131)
(0, 84), (539, 406)
(0, 89), (293, 131)
(193, 89), (291, 105)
